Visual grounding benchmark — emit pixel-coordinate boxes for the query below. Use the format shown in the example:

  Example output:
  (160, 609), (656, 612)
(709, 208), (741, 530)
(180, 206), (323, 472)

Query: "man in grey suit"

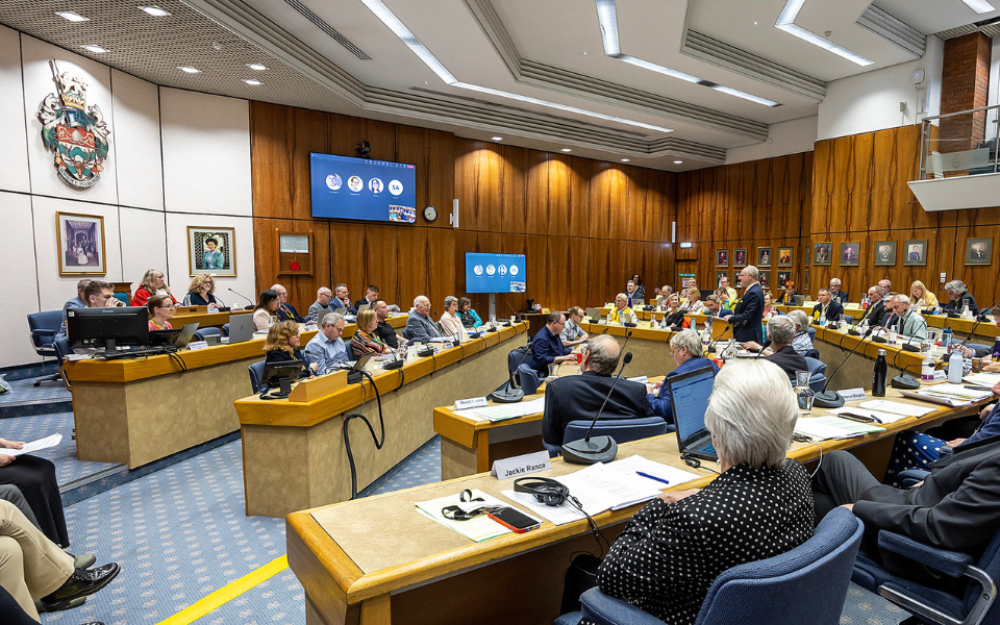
(307, 287), (333, 323)
(404, 295), (441, 343)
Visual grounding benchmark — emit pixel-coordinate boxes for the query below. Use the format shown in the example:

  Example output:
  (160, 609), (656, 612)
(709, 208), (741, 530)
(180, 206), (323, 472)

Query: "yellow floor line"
(156, 555), (289, 625)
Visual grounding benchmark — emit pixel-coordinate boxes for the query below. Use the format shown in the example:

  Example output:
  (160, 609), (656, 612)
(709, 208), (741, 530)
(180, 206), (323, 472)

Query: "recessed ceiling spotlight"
(82, 45), (107, 54)
(247, 63), (266, 71)
(56, 11), (89, 22)
(754, 21), (758, 25)
(244, 79), (261, 86)
(178, 66), (200, 74)
(674, 160), (683, 164)
(492, 136), (503, 141)
(621, 158), (630, 162)
(140, 6), (171, 17)
(561, 148), (572, 152)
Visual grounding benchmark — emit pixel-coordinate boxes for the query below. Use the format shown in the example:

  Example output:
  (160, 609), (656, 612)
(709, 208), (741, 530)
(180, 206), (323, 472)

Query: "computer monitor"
(67, 307), (150, 350)
(260, 359), (304, 398)
(668, 366), (716, 451)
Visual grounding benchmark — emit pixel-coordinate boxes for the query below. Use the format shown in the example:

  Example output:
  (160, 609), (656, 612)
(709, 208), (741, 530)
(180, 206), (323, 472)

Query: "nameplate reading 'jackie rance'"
(491, 450), (551, 479)
(37, 60), (111, 189)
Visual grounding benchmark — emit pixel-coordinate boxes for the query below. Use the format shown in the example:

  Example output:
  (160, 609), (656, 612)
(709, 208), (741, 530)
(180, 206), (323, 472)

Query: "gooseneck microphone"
(490, 339), (533, 404)
(505, 300), (522, 324)
(708, 325), (731, 355)
(228, 287), (254, 307)
(813, 325), (878, 408)
(562, 351), (633, 465)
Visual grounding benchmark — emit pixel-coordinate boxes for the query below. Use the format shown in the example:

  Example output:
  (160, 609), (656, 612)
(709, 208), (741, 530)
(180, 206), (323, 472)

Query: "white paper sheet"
(857, 400), (936, 417)
(0, 433), (63, 457)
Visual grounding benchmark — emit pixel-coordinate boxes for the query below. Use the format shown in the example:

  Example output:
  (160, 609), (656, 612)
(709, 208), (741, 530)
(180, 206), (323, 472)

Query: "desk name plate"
(454, 397), (489, 410)
(491, 450), (551, 479)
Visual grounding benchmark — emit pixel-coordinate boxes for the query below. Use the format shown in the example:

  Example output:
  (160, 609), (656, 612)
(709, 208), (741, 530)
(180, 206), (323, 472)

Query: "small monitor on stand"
(260, 360), (304, 398)
(67, 307), (150, 350)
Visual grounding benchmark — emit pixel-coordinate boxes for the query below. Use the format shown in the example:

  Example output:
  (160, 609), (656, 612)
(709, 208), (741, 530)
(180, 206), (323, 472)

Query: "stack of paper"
(899, 384), (993, 407)
(794, 416), (884, 441)
(827, 407), (909, 425)
(501, 460), (670, 525)
(414, 490), (511, 542)
(964, 372), (1000, 387)
(461, 397), (546, 422)
(858, 400), (936, 418)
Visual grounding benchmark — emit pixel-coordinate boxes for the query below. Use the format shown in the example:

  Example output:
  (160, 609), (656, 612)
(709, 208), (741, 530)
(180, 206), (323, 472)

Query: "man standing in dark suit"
(728, 265), (764, 344)
(542, 335), (653, 446)
(814, 430), (1000, 583)
(812, 289), (843, 323)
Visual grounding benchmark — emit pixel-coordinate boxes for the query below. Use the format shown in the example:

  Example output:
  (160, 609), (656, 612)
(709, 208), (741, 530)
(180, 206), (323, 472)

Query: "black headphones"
(514, 477), (571, 507)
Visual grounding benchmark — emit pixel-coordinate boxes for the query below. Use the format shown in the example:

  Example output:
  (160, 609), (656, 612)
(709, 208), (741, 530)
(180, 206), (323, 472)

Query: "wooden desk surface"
(289, 386), (987, 608)
(63, 314), (408, 384)
(171, 307), (243, 329)
(235, 323), (527, 429)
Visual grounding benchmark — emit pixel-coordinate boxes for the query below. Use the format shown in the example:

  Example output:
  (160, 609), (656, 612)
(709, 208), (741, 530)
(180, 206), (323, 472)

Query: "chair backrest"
(843, 314), (854, 325)
(963, 521), (1000, 616)
(693, 508), (863, 625)
(27, 310), (64, 350)
(805, 347), (820, 360)
(804, 357), (827, 376)
(517, 363), (541, 395)
(806, 327), (816, 341)
(193, 326), (223, 342)
(248, 361), (266, 394)
(222, 323), (230, 337)
(53, 336), (72, 362)
(563, 417), (670, 446)
(508, 348), (529, 376)
(808, 375), (827, 394)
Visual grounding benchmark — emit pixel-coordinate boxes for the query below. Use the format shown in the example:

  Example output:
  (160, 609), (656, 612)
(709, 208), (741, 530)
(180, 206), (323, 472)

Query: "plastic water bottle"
(701, 327), (712, 349)
(873, 349), (887, 397)
(921, 355), (935, 381)
(949, 350), (964, 384)
(942, 326), (953, 352)
(992, 336), (1000, 362)
(962, 303), (972, 319)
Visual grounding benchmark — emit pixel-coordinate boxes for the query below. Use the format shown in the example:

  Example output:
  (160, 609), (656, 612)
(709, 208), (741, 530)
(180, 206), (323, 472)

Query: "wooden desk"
(926, 314), (1000, 342)
(171, 306), (242, 329)
(288, 388), (985, 625)
(63, 315), (408, 470)
(236, 323), (528, 518)
(810, 324), (943, 391)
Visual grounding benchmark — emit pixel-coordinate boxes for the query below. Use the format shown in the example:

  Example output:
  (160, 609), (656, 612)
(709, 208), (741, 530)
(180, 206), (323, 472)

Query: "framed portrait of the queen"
(57, 212), (106, 275)
(187, 226), (236, 277)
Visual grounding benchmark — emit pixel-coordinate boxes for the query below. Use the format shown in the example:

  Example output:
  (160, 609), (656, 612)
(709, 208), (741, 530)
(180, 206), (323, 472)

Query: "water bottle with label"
(942, 326), (953, 352)
(921, 355), (935, 381)
(949, 350), (964, 384)
(701, 326), (712, 350)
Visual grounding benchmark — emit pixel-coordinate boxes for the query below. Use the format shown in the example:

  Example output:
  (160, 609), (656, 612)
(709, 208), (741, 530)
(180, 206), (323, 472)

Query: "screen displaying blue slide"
(465, 253), (526, 294)
(309, 153), (417, 224)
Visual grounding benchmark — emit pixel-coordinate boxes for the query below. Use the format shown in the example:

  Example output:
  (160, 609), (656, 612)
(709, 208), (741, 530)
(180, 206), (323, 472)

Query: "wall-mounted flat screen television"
(310, 153), (417, 223)
(465, 253), (527, 293)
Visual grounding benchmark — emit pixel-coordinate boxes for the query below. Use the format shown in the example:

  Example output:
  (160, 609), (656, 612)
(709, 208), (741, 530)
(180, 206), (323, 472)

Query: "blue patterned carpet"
(0, 377), (71, 405)
(0, 411), (119, 486)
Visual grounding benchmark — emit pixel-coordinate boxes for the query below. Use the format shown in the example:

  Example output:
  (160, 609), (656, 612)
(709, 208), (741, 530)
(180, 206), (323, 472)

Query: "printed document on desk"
(898, 383), (992, 407)
(414, 490), (510, 542)
(858, 400), (936, 418)
(794, 417), (883, 441)
(964, 372), (1000, 387)
(610, 455), (701, 490)
(827, 407), (909, 424)
(462, 397), (546, 422)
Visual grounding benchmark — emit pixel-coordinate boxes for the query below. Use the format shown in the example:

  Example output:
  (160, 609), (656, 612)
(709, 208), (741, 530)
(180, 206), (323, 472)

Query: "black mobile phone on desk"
(488, 507), (541, 533)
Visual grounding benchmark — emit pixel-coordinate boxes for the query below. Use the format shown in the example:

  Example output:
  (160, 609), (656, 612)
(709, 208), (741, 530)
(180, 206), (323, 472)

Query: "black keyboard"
(95, 346), (175, 360)
(700, 443), (717, 455)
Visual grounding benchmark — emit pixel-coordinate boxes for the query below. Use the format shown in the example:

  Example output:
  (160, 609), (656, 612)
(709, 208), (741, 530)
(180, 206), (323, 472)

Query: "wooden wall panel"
(547, 155), (572, 237)
(251, 218), (331, 306)
(525, 151), (549, 235)
(397, 227), (429, 309)
(568, 158), (592, 238)
(500, 146), (527, 234)
(363, 224), (399, 305)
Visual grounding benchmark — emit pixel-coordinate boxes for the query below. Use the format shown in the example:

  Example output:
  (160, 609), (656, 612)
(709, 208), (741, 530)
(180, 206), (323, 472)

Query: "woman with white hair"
(574, 360), (814, 624)
(438, 295), (466, 343)
(942, 280), (978, 315)
(787, 309), (814, 356)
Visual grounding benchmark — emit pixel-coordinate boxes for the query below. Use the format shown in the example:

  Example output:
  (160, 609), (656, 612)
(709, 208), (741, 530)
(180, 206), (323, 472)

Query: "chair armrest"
(31, 328), (57, 344)
(877, 531), (972, 578)
(580, 588), (664, 625)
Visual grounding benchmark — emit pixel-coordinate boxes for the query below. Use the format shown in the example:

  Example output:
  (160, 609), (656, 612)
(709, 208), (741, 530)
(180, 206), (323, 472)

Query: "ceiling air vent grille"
(282, 0), (371, 60)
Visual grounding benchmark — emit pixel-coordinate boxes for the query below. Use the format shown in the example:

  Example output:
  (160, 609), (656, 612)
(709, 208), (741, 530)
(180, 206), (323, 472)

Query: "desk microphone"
(952, 294), (1000, 350)
(228, 288), (254, 307)
(505, 300), (522, 323)
(814, 325), (878, 408)
(561, 352), (633, 464)
(891, 363), (922, 390)
(490, 339), (533, 404)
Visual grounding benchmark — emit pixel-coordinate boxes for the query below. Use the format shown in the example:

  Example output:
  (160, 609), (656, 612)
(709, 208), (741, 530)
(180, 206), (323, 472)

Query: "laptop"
(668, 366), (719, 461)
(357, 303), (371, 313)
(585, 307), (601, 322)
(173, 323), (200, 349)
(227, 314), (254, 345)
(149, 323), (199, 349)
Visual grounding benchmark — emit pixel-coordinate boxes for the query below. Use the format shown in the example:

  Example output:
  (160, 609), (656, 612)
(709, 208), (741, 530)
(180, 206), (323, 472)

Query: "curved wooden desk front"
(63, 315), (407, 470)
(289, 388), (986, 625)
(236, 323), (528, 518)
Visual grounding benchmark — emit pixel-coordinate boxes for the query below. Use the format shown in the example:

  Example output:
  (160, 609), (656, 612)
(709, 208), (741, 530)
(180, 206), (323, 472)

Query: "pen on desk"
(636, 471), (670, 486)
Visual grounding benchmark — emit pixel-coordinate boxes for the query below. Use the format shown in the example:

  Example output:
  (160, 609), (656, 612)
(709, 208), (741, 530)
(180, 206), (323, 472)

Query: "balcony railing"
(919, 103), (1000, 179)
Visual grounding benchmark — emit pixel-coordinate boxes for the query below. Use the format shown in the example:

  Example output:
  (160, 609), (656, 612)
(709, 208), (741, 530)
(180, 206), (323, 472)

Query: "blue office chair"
(556, 508), (863, 625)
(896, 468), (930, 489)
(843, 315), (854, 325)
(853, 522), (1000, 625)
(805, 347), (820, 360)
(517, 363), (541, 395)
(193, 327), (223, 342)
(546, 417), (671, 458)
(805, 357), (827, 393)
(807, 327), (816, 341)
(221, 323), (230, 337)
(53, 336), (73, 390)
(248, 361), (266, 394)
(27, 310), (64, 386)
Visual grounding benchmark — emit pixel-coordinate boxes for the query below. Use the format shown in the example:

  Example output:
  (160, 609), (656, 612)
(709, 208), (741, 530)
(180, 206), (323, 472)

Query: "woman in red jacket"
(131, 269), (177, 307)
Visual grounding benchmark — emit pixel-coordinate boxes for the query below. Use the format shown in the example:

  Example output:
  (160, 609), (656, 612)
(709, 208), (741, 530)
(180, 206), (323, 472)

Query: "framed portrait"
(840, 242), (860, 267)
(759, 270), (771, 291)
(966, 238), (993, 266)
(733, 248), (747, 268)
(813, 243), (832, 266)
(874, 241), (897, 266)
(716, 249), (729, 267)
(777, 247), (793, 268)
(757, 247), (772, 267)
(187, 226), (237, 277)
(56, 212), (106, 275)
(716, 271), (728, 288)
(803, 270), (809, 292)
(777, 271), (791, 288)
(903, 240), (927, 266)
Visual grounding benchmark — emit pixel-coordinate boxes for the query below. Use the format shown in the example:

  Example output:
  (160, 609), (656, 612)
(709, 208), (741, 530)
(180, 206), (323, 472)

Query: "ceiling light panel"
(774, 0), (874, 66)
(140, 6), (171, 17)
(595, 1), (780, 106)
(82, 45), (107, 54)
(56, 11), (89, 22)
(963, 0), (996, 14)
(360, 0), (672, 133)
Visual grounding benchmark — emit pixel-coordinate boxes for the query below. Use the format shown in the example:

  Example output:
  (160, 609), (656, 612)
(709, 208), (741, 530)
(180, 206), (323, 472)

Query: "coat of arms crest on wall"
(37, 61), (110, 189)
